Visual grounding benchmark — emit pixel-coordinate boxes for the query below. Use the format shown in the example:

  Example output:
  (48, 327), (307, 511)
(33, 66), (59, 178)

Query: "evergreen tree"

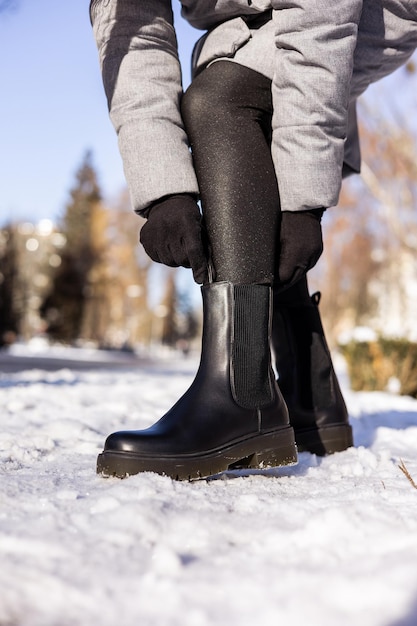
(41, 151), (105, 342)
(158, 272), (200, 350)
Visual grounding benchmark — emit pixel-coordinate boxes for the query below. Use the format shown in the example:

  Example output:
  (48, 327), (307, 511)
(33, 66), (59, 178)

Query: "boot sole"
(97, 427), (297, 480)
(295, 423), (353, 456)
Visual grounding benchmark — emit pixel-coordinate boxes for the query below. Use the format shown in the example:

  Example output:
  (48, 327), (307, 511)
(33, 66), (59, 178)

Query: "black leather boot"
(97, 282), (297, 479)
(272, 277), (353, 455)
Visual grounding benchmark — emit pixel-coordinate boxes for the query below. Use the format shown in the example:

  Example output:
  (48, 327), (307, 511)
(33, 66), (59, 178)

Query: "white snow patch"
(1, 349), (417, 626)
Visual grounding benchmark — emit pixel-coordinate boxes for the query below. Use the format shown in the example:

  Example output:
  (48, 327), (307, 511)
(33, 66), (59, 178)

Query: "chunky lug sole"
(97, 427), (297, 480)
(295, 423), (353, 456)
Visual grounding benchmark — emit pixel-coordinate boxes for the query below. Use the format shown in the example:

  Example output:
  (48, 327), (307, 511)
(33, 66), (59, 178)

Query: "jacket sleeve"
(90, 0), (199, 215)
(270, 0), (363, 212)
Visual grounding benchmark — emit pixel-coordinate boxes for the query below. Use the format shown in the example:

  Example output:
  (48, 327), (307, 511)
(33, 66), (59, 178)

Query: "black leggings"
(181, 61), (279, 285)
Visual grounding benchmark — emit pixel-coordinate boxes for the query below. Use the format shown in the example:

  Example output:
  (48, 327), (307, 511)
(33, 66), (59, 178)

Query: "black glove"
(277, 209), (324, 288)
(140, 194), (208, 284)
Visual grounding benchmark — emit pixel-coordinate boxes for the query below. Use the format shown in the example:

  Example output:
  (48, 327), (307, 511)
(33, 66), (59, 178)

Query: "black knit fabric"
(276, 209), (324, 287)
(140, 194), (208, 284)
(232, 284), (274, 409)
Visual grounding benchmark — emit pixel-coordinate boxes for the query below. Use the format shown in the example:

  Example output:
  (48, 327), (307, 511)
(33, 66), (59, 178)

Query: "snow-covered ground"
(1, 348), (417, 626)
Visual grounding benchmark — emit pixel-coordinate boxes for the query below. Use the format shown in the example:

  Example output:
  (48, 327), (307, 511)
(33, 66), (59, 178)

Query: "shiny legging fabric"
(181, 61), (279, 285)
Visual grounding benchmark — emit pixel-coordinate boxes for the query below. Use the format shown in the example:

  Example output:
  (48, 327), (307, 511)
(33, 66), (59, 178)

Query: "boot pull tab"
(311, 291), (321, 306)
(207, 260), (215, 284)
(201, 216), (215, 285)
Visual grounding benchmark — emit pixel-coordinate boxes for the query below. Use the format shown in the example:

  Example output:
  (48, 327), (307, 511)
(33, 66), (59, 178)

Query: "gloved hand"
(277, 209), (324, 288)
(140, 194), (208, 284)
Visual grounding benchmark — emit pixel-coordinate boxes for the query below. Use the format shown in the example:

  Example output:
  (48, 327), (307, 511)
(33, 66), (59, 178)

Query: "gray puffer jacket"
(90, 0), (417, 214)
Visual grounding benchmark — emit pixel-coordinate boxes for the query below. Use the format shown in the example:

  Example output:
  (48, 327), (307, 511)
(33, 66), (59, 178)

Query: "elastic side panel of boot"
(232, 285), (274, 410)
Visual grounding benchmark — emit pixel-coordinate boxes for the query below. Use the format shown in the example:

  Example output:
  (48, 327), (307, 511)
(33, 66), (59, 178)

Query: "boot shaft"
(97, 280), (295, 478)
(272, 279), (348, 420)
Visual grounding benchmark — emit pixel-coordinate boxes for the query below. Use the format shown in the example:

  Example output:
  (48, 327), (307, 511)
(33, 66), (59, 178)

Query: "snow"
(1, 348), (417, 626)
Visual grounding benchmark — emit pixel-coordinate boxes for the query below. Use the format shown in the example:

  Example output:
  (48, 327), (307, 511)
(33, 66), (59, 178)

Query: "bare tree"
(310, 92), (417, 344)
(309, 181), (382, 345)
(104, 189), (152, 347)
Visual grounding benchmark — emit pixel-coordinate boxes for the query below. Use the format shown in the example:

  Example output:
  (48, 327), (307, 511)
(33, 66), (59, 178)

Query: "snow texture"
(1, 349), (417, 626)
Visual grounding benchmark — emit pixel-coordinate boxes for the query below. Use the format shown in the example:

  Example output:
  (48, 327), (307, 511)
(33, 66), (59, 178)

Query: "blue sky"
(1, 2), (416, 228)
(0, 1), (201, 226)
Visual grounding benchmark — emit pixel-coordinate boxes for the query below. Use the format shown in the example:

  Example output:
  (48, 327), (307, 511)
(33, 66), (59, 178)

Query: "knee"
(181, 62), (243, 130)
(181, 79), (209, 131)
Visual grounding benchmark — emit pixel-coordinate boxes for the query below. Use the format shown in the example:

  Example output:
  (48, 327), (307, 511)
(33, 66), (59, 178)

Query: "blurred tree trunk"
(0, 226), (21, 345)
(160, 272), (178, 347)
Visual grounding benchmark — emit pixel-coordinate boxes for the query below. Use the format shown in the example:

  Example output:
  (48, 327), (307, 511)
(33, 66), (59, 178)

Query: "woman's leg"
(181, 62), (352, 457)
(96, 61), (298, 480)
(181, 61), (279, 284)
